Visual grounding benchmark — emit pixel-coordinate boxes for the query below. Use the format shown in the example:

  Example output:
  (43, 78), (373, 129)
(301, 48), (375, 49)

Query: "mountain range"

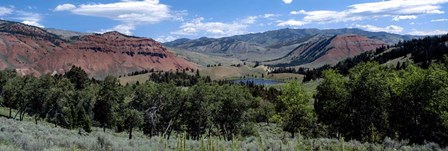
(0, 19), (426, 78)
(0, 20), (197, 78)
(165, 28), (418, 67)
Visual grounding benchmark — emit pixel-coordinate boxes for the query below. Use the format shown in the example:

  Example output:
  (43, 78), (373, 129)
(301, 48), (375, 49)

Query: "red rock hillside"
(311, 34), (385, 66)
(265, 34), (385, 67)
(0, 21), (197, 78)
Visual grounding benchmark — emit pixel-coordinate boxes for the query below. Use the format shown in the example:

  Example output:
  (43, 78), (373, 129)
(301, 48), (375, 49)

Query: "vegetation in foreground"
(0, 34), (447, 150)
(0, 116), (446, 151)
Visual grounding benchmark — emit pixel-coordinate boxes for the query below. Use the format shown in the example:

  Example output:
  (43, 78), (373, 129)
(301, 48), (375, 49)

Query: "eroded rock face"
(312, 34), (385, 65)
(0, 21), (197, 78)
(265, 34), (385, 67)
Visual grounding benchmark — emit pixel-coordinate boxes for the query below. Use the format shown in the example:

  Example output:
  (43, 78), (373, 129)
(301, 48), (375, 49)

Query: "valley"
(0, 7), (446, 150)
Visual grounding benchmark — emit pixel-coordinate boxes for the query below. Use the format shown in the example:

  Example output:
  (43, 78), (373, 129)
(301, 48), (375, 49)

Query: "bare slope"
(265, 34), (385, 67)
(0, 20), (197, 78)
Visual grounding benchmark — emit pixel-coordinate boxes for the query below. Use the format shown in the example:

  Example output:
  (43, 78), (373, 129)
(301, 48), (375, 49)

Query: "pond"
(232, 78), (284, 86)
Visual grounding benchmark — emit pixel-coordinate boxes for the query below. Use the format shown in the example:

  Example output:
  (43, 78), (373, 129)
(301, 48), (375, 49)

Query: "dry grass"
(199, 65), (268, 80)
(0, 109), (445, 151)
(118, 73), (151, 85)
(267, 73), (304, 82)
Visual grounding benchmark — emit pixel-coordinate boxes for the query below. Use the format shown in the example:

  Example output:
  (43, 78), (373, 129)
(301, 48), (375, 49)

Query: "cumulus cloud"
(54, 0), (185, 34)
(392, 15), (417, 21)
(171, 13), (280, 38)
(172, 17), (249, 38)
(283, 0), (293, 4)
(15, 11), (44, 28)
(355, 24), (404, 34)
(98, 24), (135, 35)
(21, 20), (44, 28)
(290, 10), (306, 15)
(408, 30), (448, 35)
(155, 35), (179, 43)
(277, 19), (307, 27)
(0, 6), (44, 28)
(54, 4), (76, 11)
(289, 0), (448, 24)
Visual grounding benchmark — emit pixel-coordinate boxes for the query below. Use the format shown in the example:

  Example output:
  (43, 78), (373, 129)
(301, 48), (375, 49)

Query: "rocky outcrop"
(0, 20), (197, 78)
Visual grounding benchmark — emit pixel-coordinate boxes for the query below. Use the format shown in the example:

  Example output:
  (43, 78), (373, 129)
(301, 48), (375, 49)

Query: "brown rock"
(0, 21), (197, 78)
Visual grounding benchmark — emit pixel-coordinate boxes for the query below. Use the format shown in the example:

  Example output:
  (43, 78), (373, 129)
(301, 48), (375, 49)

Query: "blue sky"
(0, 0), (447, 42)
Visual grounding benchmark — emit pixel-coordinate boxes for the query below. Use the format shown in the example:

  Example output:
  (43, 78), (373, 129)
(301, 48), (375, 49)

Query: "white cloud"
(238, 14), (279, 25)
(294, 0), (448, 24)
(0, 7), (44, 28)
(55, 0), (184, 26)
(408, 30), (448, 35)
(15, 11), (44, 28)
(171, 12), (279, 38)
(98, 24), (135, 35)
(290, 10), (306, 15)
(21, 20), (44, 28)
(155, 35), (179, 43)
(172, 17), (248, 38)
(431, 18), (448, 22)
(355, 24), (404, 34)
(392, 15), (417, 21)
(0, 7), (13, 16)
(277, 19), (307, 27)
(240, 16), (258, 24)
(54, 4), (76, 11)
(263, 14), (278, 18)
(283, 0), (293, 4)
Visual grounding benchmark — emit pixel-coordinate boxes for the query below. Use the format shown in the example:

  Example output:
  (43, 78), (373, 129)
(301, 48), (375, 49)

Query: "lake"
(232, 78), (283, 85)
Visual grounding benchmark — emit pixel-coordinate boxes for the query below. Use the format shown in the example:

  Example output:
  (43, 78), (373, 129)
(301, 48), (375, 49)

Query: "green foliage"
(314, 69), (349, 136)
(93, 76), (122, 131)
(316, 61), (448, 145)
(276, 81), (315, 138)
(122, 109), (143, 139)
(3, 76), (23, 118)
(65, 66), (90, 90)
(1, 61), (448, 147)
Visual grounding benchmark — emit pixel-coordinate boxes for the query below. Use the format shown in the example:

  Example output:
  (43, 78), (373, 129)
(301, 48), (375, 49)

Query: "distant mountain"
(45, 28), (90, 40)
(0, 20), (197, 78)
(265, 34), (386, 67)
(164, 28), (417, 66)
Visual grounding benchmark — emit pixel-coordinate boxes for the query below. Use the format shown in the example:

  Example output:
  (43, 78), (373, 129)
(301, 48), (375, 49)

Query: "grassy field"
(119, 73), (151, 85)
(168, 47), (244, 67)
(0, 107), (445, 151)
(119, 65), (305, 84)
(199, 65), (267, 81)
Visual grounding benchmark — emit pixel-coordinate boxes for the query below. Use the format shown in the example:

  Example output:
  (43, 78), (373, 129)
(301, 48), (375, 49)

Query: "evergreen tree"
(94, 76), (121, 132)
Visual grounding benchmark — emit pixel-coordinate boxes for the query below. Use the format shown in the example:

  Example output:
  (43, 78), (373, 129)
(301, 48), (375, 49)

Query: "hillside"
(0, 20), (197, 78)
(301, 34), (448, 82)
(164, 28), (416, 63)
(167, 46), (243, 67)
(266, 34), (385, 67)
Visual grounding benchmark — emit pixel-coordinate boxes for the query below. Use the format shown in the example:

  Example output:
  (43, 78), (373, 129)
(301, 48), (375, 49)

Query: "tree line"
(298, 34), (448, 82)
(0, 66), (281, 140)
(315, 60), (448, 145)
(0, 59), (447, 146)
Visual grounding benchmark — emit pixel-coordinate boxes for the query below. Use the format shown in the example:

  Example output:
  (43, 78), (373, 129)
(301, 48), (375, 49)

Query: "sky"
(0, 0), (447, 42)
